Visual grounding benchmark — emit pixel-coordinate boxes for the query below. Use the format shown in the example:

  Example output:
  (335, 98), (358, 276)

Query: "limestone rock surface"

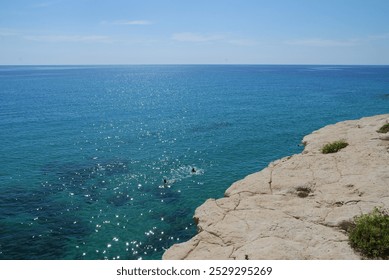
(163, 114), (389, 260)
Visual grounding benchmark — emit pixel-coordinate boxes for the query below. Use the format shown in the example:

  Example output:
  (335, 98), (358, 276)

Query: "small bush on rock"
(349, 208), (389, 259)
(377, 123), (389, 133)
(321, 140), (348, 154)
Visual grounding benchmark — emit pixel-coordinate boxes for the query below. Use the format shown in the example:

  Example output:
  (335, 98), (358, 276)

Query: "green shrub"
(349, 208), (389, 259)
(321, 140), (348, 154)
(377, 123), (389, 133)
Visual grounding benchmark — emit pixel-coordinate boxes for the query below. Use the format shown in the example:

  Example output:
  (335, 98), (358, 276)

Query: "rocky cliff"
(163, 114), (389, 260)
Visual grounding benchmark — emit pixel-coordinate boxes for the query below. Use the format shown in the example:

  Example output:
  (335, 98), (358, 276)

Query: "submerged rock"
(163, 114), (389, 260)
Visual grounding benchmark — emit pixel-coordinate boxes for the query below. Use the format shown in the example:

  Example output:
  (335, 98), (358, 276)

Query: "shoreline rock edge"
(163, 114), (389, 260)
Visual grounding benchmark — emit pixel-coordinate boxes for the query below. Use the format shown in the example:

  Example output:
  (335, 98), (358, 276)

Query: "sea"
(0, 65), (388, 260)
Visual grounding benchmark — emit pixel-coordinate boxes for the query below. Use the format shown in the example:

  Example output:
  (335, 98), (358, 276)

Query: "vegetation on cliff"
(377, 123), (389, 133)
(349, 208), (389, 259)
(321, 140), (349, 154)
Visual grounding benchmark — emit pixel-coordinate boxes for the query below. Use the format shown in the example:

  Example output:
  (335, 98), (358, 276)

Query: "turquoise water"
(0, 65), (388, 259)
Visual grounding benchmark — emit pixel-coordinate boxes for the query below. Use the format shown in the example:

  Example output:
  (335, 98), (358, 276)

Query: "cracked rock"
(163, 114), (389, 260)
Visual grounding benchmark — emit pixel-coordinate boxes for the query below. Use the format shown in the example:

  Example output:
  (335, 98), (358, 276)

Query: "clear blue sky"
(1, 0), (389, 64)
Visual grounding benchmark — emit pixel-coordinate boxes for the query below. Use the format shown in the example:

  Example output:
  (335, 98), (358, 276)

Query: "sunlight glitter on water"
(1, 65), (388, 259)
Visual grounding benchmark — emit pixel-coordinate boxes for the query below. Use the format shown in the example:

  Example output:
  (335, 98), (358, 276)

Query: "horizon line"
(1, 63), (389, 67)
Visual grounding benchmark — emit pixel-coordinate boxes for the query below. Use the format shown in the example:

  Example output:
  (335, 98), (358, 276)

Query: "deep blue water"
(0, 65), (388, 259)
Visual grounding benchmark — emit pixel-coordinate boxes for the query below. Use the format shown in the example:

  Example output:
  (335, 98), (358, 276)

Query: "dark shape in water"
(106, 192), (132, 207)
(381, 93), (389, 99)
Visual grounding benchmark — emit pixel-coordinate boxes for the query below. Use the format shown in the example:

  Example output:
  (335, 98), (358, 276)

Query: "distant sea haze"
(0, 65), (388, 259)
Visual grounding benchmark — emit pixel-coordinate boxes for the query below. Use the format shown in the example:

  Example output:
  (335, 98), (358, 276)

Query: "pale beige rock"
(163, 114), (389, 260)
(379, 134), (389, 140)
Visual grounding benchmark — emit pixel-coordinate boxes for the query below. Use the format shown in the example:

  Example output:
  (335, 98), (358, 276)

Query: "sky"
(1, 0), (389, 65)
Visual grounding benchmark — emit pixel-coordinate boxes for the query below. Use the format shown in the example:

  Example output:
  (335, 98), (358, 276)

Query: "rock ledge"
(163, 114), (389, 260)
